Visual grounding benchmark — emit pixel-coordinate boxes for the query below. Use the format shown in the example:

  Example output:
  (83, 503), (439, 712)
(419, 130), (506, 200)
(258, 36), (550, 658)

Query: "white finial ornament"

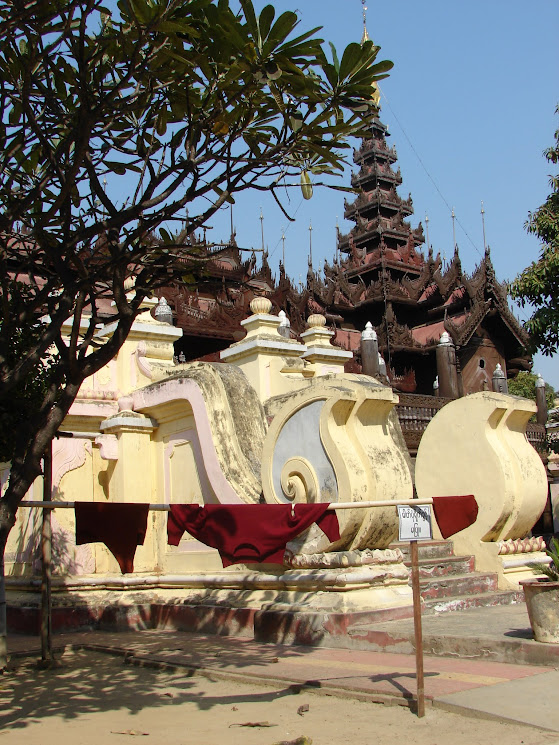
(493, 363), (505, 378)
(361, 321), (377, 341)
(378, 353), (387, 377)
(154, 296), (173, 324)
(278, 310), (290, 328)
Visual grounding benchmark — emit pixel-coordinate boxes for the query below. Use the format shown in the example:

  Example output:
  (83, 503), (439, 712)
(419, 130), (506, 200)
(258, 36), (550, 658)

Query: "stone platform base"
(7, 548), (414, 647)
(7, 582), (415, 649)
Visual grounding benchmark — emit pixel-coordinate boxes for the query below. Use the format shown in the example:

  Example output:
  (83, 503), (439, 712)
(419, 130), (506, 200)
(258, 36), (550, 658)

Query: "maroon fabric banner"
(167, 503), (340, 566)
(432, 495), (478, 539)
(75, 502), (149, 574)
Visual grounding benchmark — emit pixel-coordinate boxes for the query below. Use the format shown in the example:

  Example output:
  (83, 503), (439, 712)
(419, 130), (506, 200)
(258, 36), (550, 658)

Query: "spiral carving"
(279, 457), (319, 504)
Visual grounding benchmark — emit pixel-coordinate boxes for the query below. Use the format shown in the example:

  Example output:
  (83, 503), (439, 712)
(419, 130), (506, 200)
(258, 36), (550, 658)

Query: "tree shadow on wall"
(11, 494), (79, 577)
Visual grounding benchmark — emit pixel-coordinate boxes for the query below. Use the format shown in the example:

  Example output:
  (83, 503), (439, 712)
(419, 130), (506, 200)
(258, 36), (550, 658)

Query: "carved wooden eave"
(344, 187), (414, 218)
(354, 139), (398, 166)
(179, 304), (248, 340)
(429, 250), (463, 300)
(351, 165), (403, 190)
(412, 223), (425, 244)
(490, 290), (531, 347)
(466, 249), (530, 348)
(401, 253), (441, 301)
(444, 298), (492, 346)
(332, 267), (364, 306)
(339, 222), (419, 255)
(358, 272), (412, 304)
(376, 317), (426, 352)
(388, 367), (417, 393)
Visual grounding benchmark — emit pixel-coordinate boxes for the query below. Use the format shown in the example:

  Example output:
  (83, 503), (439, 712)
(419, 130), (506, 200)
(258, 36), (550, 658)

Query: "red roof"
(411, 313), (468, 346)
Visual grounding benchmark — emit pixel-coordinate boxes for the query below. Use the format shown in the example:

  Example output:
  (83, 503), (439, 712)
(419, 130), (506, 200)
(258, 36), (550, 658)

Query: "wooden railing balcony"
(395, 393), (548, 460)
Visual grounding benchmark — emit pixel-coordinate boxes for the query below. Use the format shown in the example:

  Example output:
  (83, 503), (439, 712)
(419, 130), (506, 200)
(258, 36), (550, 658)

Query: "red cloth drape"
(167, 503), (340, 566)
(432, 495), (478, 539)
(75, 502), (149, 574)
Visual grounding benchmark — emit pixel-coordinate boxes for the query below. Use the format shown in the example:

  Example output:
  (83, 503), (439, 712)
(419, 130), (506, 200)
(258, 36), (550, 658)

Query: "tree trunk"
(0, 524), (11, 672)
(0, 483), (29, 672)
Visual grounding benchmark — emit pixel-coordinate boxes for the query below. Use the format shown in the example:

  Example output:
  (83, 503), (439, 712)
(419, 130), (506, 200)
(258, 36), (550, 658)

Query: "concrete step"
(345, 603), (559, 667)
(405, 555), (475, 578)
(419, 571), (498, 601)
(393, 540), (455, 561)
(422, 589), (523, 615)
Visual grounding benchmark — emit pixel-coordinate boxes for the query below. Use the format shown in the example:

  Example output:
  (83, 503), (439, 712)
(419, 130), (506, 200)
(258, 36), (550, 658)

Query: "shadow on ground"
(0, 648), (306, 731)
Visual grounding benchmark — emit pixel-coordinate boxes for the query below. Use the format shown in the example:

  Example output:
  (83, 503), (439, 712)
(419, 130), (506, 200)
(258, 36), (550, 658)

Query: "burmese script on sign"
(397, 505), (433, 541)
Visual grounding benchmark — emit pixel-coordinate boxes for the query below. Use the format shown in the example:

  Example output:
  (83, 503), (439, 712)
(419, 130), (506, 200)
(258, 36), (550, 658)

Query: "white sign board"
(397, 504), (433, 541)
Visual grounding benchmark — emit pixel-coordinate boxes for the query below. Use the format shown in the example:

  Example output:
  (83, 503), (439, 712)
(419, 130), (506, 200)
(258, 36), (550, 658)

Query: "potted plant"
(521, 537), (559, 643)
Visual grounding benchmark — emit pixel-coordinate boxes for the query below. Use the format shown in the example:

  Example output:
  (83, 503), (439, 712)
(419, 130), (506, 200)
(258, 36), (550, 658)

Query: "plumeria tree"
(0, 0), (392, 666)
(511, 106), (559, 355)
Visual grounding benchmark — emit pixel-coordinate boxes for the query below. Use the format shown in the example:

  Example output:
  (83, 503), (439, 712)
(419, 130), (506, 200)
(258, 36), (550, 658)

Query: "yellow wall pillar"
(220, 297), (310, 403)
(97, 407), (158, 572)
(301, 314), (352, 376)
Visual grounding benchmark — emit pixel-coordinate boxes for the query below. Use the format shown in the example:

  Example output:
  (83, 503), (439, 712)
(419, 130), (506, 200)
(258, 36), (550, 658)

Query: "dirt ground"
(0, 650), (556, 745)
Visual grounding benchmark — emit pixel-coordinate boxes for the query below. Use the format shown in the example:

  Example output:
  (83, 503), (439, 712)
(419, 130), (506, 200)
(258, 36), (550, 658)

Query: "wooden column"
(492, 363), (508, 393)
(536, 374), (548, 426)
(361, 322), (379, 377)
(436, 332), (460, 399)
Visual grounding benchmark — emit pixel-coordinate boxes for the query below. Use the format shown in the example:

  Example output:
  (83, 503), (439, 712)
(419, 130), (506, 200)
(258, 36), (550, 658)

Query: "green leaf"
(104, 161), (127, 175)
(239, 0), (258, 37)
(289, 112), (303, 132)
(258, 5), (276, 43)
(339, 43), (365, 81)
(329, 42), (340, 74)
(264, 11), (298, 52)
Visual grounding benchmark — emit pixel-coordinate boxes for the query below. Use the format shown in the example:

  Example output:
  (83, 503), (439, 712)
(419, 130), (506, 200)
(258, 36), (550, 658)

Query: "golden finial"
(361, 1), (381, 107)
(361, 0), (370, 43)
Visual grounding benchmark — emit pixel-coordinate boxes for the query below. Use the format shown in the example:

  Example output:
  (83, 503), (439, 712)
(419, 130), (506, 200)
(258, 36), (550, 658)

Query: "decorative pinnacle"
(481, 200), (487, 252)
(361, 0), (370, 43)
(278, 309), (290, 328)
(307, 313), (327, 329)
(451, 207), (456, 252)
(361, 321), (377, 341)
(493, 363), (505, 379)
(154, 296), (173, 325)
(249, 296), (272, 315)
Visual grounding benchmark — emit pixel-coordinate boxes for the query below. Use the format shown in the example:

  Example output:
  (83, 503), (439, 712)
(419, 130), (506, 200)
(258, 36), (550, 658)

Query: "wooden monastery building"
(159, 109), (532, 400)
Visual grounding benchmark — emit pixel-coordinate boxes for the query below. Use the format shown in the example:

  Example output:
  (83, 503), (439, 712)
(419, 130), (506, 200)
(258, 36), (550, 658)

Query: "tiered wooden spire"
(338, 115), (424, 279)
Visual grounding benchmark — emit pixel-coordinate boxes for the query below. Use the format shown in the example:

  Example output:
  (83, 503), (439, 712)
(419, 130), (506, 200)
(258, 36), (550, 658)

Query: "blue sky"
(208, 0), (558, 388)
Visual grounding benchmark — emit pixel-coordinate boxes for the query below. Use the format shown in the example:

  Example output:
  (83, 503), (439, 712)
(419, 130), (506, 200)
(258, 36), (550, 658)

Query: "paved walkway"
(6, 603), (559, 736)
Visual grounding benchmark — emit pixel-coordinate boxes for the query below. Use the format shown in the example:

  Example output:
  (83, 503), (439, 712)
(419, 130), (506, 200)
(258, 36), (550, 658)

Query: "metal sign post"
(397, 504), (432, 718)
